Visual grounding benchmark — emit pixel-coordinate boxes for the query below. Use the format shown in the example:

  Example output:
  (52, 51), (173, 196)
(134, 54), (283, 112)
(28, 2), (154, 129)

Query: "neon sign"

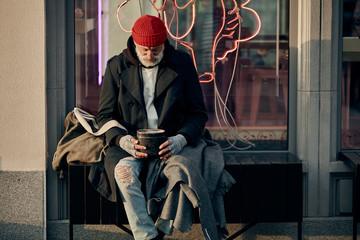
(98, 0), (102, 85)
(116, 0), (261, 149)
(117, 1), (260, 81)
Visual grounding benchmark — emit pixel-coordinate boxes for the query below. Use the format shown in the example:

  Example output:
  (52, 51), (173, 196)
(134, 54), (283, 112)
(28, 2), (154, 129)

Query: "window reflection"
(341, 0), (360, 149)
(192, 0), (289, 150)
(74, 0), (101, 115)
(74, 0), (290, 150)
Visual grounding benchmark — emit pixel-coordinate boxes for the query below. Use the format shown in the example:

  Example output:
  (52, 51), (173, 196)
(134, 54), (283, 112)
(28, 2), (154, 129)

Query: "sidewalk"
(45, 218), (355, 240)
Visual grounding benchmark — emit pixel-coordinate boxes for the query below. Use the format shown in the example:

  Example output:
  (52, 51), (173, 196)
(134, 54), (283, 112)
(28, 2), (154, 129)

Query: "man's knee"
(115, 165), (135, 185)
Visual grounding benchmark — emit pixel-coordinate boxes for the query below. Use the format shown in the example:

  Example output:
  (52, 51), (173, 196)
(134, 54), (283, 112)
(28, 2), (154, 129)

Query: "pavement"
(45, 218), (357, 240)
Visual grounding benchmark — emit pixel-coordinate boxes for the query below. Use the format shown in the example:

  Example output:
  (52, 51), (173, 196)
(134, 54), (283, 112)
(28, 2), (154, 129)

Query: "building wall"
(0, 1), (46, 171)
(296, 0), (354, 218)
(0, 0), (357, 239)
(0, 1), (46, 239)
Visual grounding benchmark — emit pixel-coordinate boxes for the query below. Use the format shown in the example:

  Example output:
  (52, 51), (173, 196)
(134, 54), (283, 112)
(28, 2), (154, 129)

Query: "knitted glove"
(168, 134), (187, 155)
(119, 135), (136, 157)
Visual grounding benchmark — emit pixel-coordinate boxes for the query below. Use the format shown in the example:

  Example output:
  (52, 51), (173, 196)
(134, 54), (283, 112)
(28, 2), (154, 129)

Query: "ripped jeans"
(114, 157), (158, 240)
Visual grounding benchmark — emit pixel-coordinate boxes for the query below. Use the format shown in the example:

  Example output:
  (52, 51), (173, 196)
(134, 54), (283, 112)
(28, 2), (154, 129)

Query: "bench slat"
(100, 195), (117, 224)
(224, 153), (302, 223)
(85, 165), (101, 224)
(339, 151), (360, 239)
(224, 163), (243, 223)
(286, 163), (303, 221)
(69, 164), (86, 224)
(266, 156), (287, 221)
(255, 158), (273, 222)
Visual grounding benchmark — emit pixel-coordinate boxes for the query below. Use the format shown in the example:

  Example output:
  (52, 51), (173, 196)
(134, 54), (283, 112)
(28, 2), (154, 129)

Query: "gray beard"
(135, 46), (164, 68)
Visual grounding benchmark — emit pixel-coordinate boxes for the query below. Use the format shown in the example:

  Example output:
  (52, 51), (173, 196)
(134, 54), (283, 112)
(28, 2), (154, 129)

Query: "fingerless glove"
(119, 135), (136, 157)
(168, 134), (187, 155)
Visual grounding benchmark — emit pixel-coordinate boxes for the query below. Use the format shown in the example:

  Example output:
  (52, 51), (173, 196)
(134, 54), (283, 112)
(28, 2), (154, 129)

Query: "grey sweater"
(146, 137), (235, 240)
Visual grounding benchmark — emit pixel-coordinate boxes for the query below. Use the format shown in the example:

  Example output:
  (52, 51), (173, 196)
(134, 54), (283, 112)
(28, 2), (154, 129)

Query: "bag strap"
(73, 107), (127, 136)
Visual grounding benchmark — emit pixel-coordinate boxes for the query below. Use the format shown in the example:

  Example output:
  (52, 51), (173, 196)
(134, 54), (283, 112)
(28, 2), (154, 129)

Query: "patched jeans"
(114, 157), (158, 240)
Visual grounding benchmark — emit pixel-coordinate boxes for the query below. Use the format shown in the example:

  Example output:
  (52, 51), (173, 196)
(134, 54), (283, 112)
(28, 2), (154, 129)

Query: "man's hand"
(119, 135), (148, 158)
(158, 134), (187, 160)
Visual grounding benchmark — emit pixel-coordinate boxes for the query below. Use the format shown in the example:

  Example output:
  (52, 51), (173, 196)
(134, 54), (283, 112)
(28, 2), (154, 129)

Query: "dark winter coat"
(89, 37), (208, 202)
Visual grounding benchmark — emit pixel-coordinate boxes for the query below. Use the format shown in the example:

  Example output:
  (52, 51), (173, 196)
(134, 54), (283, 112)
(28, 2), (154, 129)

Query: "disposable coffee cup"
(137, 129), (166, 158)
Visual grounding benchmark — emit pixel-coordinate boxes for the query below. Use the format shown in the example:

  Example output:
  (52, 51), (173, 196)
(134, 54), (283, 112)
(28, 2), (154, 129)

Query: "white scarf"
(142, 66), (159, 129)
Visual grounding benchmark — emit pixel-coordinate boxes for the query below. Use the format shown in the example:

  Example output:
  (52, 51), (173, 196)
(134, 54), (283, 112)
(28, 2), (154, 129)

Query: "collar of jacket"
(123, 36), (175, 66)
(120, 37), (178, 104)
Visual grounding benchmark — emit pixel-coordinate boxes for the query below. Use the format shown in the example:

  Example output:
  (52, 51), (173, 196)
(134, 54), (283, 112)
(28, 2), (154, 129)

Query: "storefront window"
(341, 0), (360, 149)
(74, 0), (101, 114)
(75, 0), (290, 150)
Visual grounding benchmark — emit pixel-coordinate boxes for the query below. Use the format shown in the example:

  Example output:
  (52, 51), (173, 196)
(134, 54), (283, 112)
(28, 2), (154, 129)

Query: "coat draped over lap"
(88, 37), (234, 239)
(146, 134), (235, 240)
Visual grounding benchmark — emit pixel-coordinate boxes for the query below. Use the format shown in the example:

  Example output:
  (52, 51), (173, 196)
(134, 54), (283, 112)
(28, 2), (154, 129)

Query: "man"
(95, 15), (208, 240)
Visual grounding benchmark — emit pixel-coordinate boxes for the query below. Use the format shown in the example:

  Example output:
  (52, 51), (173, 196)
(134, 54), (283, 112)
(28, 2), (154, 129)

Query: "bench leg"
(69, 222), (73, 240)
(298, 221), (302, 240)
(115, 223), (133, 236)
(354, 221), (357, 240)
(226, 223), (256, 240)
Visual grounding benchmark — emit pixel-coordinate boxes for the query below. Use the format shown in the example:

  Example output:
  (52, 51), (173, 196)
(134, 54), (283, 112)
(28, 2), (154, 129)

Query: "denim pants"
(114, 157), (158, 240)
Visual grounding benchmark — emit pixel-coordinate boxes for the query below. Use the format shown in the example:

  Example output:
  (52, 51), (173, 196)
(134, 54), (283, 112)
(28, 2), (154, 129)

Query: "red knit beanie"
(132, 15), (167, 47)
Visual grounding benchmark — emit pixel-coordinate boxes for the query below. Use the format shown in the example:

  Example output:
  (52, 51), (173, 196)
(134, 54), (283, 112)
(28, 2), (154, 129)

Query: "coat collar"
(155, 67), (177, 98)
(119, 65), (178, 104)
(119, 67), (144, 106)
(120, 38), (179, 103)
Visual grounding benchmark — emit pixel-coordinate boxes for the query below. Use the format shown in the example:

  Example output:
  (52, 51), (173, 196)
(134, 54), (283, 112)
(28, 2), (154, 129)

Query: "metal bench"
(68, 152), (303, 239)
(339, 152), (360, 240)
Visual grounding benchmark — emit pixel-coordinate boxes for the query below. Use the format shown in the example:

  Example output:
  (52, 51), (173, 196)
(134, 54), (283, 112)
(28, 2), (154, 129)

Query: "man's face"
(135, 43), (164, 67)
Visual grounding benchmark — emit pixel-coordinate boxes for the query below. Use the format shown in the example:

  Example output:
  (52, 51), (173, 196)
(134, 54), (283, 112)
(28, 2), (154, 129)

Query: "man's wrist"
(114, 135), (123, 147)
(177, 134), (187, 148)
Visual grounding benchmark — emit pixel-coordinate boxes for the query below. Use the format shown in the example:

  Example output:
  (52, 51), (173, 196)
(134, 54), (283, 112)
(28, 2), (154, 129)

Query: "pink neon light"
(223, 31), (235, 38)
(98, 0), (102, 85)
(152, 0), (166, 10)
(115, 0), (261, 84)
(226, 23), (239, 31)
(228, 0), (239, 14)
(164, 4), (196, 41)
(227, 15), (239, 25)
(173, 0), (194, 9)
(215, 0), (261, 62)
(195, 0), (261, 82)
(237, 0), (261, 42)
(117, 1), (132, 33)
(157, 0), (198, 65)
(209, 0), (226, 71)
(152, 0), (194, 10)
(199, 72), (214, 83)
(180, 41), (197, 72)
